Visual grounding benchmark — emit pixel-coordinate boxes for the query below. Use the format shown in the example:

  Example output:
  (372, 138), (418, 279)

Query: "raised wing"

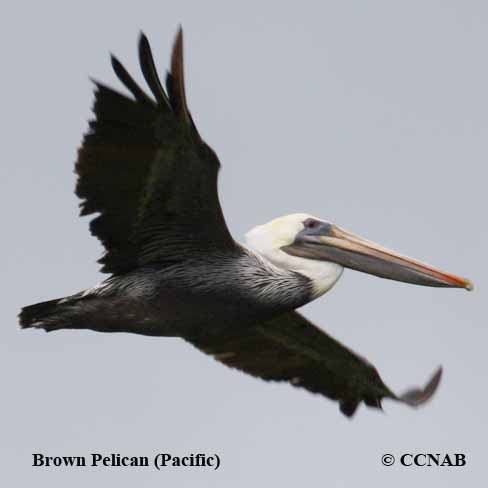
(76, 29), (236, 275)
(186, 311), (442, 417)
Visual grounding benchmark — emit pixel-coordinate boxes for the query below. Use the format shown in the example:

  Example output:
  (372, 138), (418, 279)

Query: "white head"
(245, 213), (344, 299)
(245, 213), (472, 300)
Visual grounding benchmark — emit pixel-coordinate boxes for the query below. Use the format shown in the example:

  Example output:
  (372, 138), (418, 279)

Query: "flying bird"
(19, 29), (472, 417)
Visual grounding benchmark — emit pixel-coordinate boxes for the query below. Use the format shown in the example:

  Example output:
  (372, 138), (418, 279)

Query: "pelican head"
(245, 213), (472, 299)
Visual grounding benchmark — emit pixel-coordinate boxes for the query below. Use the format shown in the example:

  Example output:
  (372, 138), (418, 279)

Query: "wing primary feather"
(396, 366), (443, 407)
(168, 27), (191, 124)
(110, 54), (155, 106)
(339, 400), (360, 417)
(138, 32), (171, 108)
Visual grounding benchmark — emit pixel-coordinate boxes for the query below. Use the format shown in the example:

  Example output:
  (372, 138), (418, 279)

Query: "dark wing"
(186, 311), (442, 417)
(76, 28), (236, 274)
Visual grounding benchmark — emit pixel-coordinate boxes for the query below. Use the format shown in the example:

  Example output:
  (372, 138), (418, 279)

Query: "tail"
(19, 295), (81, 332)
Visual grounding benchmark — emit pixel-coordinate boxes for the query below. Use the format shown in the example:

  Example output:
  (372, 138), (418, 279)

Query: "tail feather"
(19, 296), (76, 332)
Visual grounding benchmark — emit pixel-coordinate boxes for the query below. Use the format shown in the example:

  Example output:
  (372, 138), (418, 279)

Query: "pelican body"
(19, 30), (471, 417)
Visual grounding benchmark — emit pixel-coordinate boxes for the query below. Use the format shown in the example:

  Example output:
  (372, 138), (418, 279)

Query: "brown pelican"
(19, 29), (472, 417)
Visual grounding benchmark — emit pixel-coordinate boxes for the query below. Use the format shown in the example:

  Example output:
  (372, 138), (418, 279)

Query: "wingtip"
(110, 53), (121, 70)
(138, 31), (150, 53)
(169, 24), (191, 125)
(172, 26), (184, 61)
(398, 366), (443, 408)
(176, 24), (184, 41)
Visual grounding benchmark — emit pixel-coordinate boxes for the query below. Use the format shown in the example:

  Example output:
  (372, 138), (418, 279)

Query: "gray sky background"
(1, 1), (487, 486)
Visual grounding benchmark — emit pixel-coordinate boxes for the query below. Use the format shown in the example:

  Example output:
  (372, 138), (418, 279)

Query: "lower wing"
(185, 310), (442, 417)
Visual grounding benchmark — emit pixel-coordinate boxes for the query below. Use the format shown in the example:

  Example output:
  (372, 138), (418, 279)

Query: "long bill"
(283, 225), (473, 290)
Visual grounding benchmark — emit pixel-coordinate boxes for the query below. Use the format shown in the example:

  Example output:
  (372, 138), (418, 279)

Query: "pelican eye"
(304, 219), (320, 229)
